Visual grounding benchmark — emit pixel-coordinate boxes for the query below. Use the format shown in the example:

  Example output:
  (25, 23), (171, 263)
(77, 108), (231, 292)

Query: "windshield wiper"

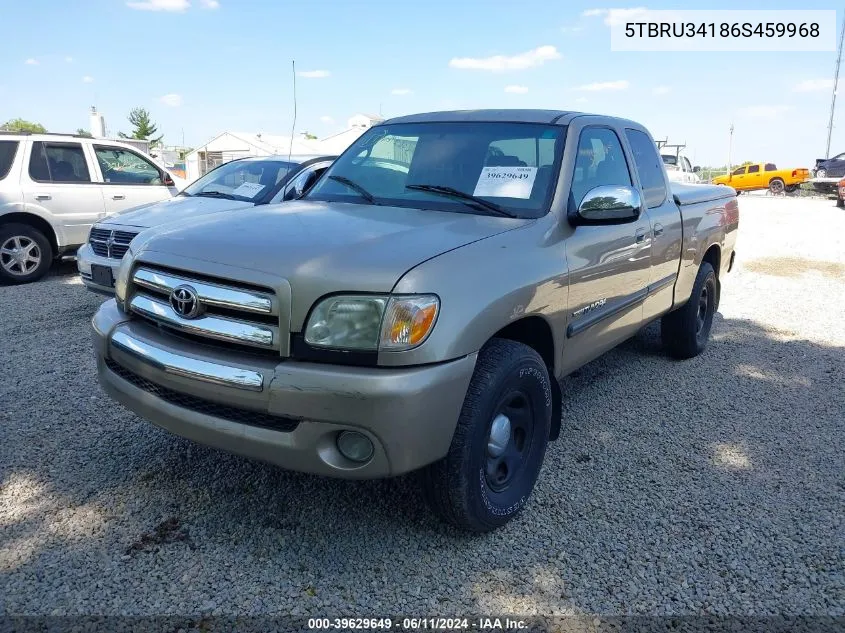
(405, 184), (516, 218)
(195, 190), (237, 200)
(328, 175), (379, 204)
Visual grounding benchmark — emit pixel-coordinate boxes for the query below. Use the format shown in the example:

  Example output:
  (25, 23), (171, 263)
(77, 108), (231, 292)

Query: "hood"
(101, 195), (255, 230)
(133, 201), (526, 326)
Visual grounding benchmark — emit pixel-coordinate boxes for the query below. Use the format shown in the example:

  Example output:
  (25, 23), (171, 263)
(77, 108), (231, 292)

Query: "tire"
(420, 338), (552, 532)
(837, 197), (844, 208)
(816, 168), (827, 179)
(0, 223), (53, 285)
(661, 261), (717, 360)
(769, 178), (785, 195)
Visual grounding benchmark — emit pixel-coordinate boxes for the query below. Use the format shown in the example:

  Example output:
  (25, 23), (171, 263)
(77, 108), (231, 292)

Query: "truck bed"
(671, 182), (735, 206)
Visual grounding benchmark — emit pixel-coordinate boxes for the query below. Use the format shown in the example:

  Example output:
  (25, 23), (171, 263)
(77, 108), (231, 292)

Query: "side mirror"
(570, 185), (642, 226)
(162, 172), (175, 187)
(693, 165), (701, 173)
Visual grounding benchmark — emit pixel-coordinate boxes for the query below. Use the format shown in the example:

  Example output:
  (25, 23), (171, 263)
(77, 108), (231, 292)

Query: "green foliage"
(303, 132), (318, 140)
(119, 108), (163, 144)
(76, 128), (93, 138)
(1, 118), (47, 133)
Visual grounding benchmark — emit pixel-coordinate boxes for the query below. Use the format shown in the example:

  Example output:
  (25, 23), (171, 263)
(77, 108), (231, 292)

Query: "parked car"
(660, 152), (701, 184)
(814, 152), (845, 179)
(712, 162), (809, 194)
(0, 132), (186, 284)
(91, 110), (738, 531)
(77, 155), (335, 295)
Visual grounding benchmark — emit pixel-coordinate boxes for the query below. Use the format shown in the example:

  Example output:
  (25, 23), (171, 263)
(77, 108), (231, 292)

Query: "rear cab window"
(624, 128), (667, 208)
(765, 163), (777, 171)
(29, 141), (91, 183)
(0, 141), (19, 180)
(748, 165), (760, 173)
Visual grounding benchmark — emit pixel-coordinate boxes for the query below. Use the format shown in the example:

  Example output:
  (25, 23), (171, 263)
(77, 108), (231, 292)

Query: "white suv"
(0, 132), (184, 284)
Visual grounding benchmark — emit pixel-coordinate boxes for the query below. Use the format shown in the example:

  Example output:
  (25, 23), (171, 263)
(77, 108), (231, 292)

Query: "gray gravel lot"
(1, 196), (843, 618)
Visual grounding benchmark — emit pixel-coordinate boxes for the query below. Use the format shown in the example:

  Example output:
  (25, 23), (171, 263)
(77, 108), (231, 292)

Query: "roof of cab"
(383, 109), (584, 126)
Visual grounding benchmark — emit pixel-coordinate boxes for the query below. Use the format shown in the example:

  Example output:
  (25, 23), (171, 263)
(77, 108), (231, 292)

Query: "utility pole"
(728, 122), (734, 172)
(826, 14), (845, 159)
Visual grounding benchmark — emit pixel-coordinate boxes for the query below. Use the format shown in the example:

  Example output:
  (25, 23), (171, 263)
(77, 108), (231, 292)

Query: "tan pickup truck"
(92, 110), (739, 532)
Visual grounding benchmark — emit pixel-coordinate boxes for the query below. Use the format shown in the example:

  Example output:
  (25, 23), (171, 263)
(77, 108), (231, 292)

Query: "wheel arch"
(0, 211), (59, 256)
(491, 315), (563, 441)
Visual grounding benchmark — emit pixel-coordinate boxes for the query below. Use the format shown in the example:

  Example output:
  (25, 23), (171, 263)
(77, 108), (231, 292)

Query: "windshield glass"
(305, 122), (565, 218)
(184, 159), (297, 202)
(661, 154), (678, 166)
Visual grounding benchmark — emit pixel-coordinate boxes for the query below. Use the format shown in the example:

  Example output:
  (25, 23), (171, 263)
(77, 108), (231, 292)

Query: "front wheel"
(420, 338), (552, 532)
(816, 168), (827, 179)
(661, 262), (717, 359)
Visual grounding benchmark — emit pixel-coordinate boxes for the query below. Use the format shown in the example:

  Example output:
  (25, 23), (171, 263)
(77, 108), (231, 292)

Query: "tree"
(118, 108), (162, 144)
(1, 118), (47, 133)
(76, 128), (93, 138)
(303, 131), (318, 140)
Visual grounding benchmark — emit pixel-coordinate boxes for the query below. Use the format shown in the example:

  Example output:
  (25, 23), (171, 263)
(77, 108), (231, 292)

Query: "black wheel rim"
(485, 390), (535, 493)
(696, 282), (713, 340)
(771, 180), (784, 194)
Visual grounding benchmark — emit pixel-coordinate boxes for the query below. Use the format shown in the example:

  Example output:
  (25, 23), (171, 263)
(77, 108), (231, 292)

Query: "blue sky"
(1, 0), (841, 166)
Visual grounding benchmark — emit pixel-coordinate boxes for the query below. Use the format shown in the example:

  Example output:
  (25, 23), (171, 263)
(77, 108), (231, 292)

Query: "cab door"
(624, 128), (684, 321)
(91, 144), (176, 216)
(745, 164), (762, 189)
(559, 124), (652, 375)
(729, 165), (747, 190)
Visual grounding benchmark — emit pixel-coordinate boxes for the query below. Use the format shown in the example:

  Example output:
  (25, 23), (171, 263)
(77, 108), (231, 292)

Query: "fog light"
(336, 431), (374, 463)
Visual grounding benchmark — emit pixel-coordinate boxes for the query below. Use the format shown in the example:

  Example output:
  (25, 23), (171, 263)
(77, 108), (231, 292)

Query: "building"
(184, 114), (384, 182)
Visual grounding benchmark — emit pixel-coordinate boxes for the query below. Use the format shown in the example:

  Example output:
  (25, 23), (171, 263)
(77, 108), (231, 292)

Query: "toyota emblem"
(169, 285), (201, 319)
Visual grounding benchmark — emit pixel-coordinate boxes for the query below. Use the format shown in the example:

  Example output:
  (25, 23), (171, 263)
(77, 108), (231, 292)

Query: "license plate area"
(91, 264), (114, 288)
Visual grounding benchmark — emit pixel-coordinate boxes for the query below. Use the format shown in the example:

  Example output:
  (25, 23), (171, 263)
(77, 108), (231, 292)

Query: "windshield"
(305, 122), (565, 218)
(184, 159), (297, 202)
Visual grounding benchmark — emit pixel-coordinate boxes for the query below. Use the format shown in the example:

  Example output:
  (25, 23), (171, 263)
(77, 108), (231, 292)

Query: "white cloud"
(82, 76), (94, 83)
(391, 88), (412, 95)
(159, 93), (183, 107)
(737, 105), (792, 120)
(793, 78), (834, 93)
(504, 85), (529, 94)
(24, 58), (38, 65)
(65, 56), (74, 63)
(320, 116), (334, 124)
(126, 0), (189, 11)
(582, 7), (648, 26)
(449, 45), (561, 72)
(199, 0), (219, 7)
(576, 80), (629, 92)
(652, 85), (671, 95)
(297, 70), (330, 79)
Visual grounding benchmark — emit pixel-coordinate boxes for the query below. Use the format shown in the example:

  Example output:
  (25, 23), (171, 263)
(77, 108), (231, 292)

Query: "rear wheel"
(661, 262), (717, 359)
(420, 338), (552, 532)
(816, 168), (827, 179)
(0, 223), (53, 284)
(769, 178), (785, 195)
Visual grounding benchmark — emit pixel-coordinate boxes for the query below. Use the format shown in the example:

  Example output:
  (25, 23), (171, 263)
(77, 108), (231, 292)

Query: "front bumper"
(76, 243), (120, 296)
(92, 300), (477, 478)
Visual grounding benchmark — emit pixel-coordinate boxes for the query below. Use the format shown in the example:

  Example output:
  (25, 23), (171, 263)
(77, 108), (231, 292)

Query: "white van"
(0, 132), (184, 284)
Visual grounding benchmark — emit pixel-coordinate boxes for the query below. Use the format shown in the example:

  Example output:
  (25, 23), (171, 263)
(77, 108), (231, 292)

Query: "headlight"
(114, 246), (135, 307)
(304, 294), (439, 352)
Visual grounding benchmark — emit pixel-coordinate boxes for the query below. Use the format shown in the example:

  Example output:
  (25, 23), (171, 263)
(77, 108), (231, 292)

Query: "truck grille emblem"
(170, 285), (201, 319)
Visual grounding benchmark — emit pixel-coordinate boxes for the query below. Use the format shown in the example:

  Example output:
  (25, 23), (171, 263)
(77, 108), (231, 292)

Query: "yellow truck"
(713, 163), (810, 194)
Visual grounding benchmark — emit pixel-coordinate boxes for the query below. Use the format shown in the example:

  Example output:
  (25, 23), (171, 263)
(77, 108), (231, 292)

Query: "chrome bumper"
(92, 300), (477, 478)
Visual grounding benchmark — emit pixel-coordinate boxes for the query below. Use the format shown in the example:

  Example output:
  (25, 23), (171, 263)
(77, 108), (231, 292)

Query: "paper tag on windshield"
(232, 182), (266, 198)
(473, 166), (538, 199)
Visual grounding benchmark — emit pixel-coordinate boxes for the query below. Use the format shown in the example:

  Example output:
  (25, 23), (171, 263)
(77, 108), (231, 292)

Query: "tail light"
(792, 170), (797, 177)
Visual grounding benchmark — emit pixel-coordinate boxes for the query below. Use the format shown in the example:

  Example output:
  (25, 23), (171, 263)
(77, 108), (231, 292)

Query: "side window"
(624, 128), (667, 208)
(747, 164), (760, 174)
(94, 146), (162, 185)
(764, 163), (777, 171)
(29, 142), (91, 183)
(0, 141), (19, 180)
(732, 166), (746, 175)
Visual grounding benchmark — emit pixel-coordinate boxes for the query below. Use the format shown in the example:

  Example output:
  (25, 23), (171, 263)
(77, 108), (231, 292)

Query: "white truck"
(657, 140), (701, 184)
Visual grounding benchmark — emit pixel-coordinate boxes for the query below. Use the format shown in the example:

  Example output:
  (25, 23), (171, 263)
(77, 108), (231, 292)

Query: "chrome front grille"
(89, 228), (138, 259)
(129, 266), (281, 353)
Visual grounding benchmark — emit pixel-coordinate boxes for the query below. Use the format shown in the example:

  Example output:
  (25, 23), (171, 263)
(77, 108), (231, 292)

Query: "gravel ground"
(0, 196), (843, 618)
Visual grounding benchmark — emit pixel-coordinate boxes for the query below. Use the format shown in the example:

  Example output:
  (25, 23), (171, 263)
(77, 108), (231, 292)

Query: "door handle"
(653, 223), (664, 236)
(635, 228), (647, 243)
(35, 194), (51, 201)
(112, 194), (126, 201)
